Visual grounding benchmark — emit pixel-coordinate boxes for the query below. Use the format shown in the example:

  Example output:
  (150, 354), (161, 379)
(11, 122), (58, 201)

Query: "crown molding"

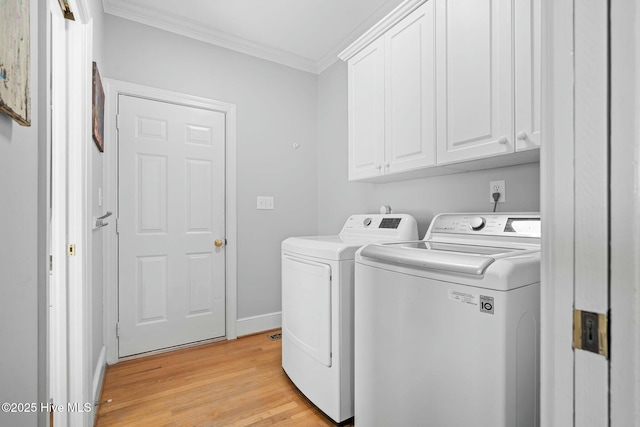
(102, 0), (319, 74)
(317, 0), (407, 74)
(102, 0), (419, 75)
(338, 0), (427, 61)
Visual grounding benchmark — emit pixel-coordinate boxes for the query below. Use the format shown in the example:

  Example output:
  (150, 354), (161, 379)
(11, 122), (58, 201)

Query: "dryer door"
(282, 254), (332, 367)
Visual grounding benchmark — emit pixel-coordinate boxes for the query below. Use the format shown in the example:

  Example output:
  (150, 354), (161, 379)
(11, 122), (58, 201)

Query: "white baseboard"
(92, 345), (107, 405)
(236, 312), (282, 337)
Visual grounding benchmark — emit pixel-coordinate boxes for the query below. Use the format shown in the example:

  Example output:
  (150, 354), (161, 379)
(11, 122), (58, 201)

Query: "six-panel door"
(118, 95), (226, 357)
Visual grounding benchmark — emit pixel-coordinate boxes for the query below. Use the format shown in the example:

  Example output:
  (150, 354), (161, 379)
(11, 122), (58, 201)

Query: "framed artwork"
(0, 0), (31, 126)
(92, 62), (105, 152)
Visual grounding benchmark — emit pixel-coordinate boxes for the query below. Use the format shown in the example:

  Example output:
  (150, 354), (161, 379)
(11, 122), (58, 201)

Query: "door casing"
(103, 80), (238, 364)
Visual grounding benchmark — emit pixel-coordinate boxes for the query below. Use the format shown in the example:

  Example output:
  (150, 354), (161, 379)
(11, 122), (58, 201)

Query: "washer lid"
(359, 241), (539, 275)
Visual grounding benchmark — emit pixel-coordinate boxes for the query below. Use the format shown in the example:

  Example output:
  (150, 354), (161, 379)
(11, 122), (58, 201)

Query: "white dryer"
(354, 213), (541, 427)
(281, 214), (418, 423)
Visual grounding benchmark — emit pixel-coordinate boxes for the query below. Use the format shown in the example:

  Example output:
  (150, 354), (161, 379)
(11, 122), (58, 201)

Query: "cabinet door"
(435, 0), (514, 165)
(515, 0), (542, 151)
(348, 38), (385, 181)
(385, 1), (436, 174)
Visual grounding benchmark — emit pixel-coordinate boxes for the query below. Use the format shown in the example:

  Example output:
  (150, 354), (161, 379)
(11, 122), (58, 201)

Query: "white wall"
(317, 60), (540, 236)
(0, 0), (46, 426)
(317, 59), (373, 232)
(102, 16), (319, 320)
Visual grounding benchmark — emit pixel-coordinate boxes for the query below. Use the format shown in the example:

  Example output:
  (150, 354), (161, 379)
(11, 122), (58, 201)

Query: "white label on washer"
(448, 290), (478, 306)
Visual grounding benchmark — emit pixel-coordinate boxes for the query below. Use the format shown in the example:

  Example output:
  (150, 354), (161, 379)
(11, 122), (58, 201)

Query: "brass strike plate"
(68, 244), (76, 256)
(573, 309), (608, 358)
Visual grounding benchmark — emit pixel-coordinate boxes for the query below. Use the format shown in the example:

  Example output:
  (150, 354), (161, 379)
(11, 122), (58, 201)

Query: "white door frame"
(49, 0), (93, 425)
(539, 0), (575, 418)
(542, 1), (640, 426)
(609, 1), (640, 425)
(104, 80), (238, 364)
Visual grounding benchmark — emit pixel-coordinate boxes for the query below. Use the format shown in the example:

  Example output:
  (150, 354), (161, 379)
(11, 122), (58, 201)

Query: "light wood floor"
(95, 330), (352, 426)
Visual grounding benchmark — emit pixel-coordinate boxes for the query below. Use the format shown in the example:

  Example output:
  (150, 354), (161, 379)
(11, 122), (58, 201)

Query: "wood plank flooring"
(95, 330), (352, 426)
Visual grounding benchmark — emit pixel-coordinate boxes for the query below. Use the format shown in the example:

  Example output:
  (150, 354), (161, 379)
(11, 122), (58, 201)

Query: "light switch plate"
(257, 196), (275, 210)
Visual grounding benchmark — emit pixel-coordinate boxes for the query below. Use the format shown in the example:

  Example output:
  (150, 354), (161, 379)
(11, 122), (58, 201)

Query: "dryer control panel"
(341, 214), (418, 241)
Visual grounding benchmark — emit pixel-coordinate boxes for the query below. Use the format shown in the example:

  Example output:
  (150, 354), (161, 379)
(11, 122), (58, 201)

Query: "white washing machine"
(354, 213), (541, 427)
(281, 214), (418, 423)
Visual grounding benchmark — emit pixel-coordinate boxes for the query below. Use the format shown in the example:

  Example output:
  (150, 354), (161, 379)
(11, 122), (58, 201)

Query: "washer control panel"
(429, 213), (541, 238)
(469, 216), (486, 231)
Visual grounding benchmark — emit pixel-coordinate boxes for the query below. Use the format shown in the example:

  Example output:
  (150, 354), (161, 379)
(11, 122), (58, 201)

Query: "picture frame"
(92, 62), (105, 152)
(0, 0), (31, 126)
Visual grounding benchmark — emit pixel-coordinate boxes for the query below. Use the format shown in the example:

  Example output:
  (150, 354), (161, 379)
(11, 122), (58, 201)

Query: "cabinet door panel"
(385, 1), (436, 173)
(515, 0), (542, 151)
(348, 39), (385, 181)
(436, 0), (514, 164)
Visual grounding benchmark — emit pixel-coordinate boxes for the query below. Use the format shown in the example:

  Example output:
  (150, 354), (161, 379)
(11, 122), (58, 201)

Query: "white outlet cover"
(489, 180), (506, 203)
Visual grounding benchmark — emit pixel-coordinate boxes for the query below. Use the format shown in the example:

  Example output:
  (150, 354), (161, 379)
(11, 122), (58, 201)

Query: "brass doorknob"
(214, 239), (224, 248)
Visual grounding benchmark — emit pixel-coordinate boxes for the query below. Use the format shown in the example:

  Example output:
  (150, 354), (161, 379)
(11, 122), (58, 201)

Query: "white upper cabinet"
(346, 1), (436, 181)
(436, 0), (541, 164)
(385, 2), (436, 175)
(341, 0), (540, 181)
(435, 0), (514, 165)
(348, 39), (386, 181)
(514, 0), (542, 151)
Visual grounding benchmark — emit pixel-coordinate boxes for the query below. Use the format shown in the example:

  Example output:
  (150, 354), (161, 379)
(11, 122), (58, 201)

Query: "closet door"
(435, 0), (514, 165)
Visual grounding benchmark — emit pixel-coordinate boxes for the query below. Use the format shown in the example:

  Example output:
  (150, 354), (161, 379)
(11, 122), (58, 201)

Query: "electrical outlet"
(489, 180), (506, 203)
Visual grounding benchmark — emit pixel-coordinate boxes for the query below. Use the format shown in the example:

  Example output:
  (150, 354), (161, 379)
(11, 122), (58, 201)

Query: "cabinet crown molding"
(338, 0), (428, 61)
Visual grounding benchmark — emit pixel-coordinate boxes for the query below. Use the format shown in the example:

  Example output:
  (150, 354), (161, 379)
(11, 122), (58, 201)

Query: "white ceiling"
(102, 0), (407, 74)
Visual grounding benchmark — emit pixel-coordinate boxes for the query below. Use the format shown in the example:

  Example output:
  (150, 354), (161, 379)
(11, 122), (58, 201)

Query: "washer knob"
(470, 217), (486, 231)
(363, 217), (372, 227)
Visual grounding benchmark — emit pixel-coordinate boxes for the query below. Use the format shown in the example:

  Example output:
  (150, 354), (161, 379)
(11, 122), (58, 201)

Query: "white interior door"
(117, 95), (226, 357)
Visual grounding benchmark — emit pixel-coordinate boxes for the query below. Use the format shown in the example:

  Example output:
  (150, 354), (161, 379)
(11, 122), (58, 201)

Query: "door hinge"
(573, 309), (609, 359)
(49, 399), (54, 427)
(115, 218), (120, 234)
(115, 114), (120, 129)
(116, 323), (120, 338)
(58, 0), (75, 21)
